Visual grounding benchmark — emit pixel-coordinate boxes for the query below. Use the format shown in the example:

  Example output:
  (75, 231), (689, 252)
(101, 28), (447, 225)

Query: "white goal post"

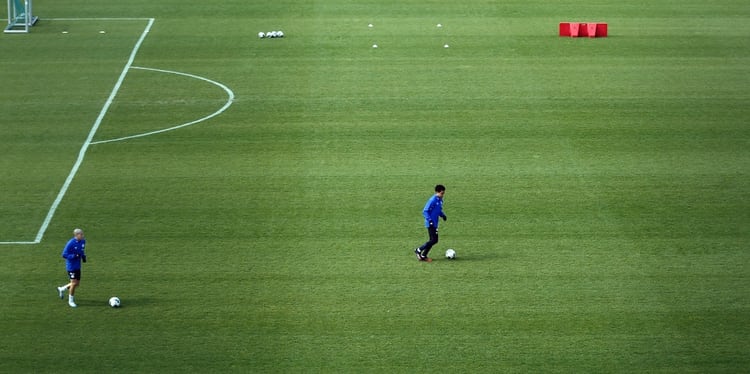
(5, 0), (38, 33)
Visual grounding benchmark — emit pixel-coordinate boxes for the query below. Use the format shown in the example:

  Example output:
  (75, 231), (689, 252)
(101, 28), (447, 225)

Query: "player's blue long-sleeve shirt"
(62, 237), (86, 271)
(422, 194), (446, 228)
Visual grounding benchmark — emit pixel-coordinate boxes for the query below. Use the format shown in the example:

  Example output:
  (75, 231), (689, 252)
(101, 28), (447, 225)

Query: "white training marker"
(437, 23), (442, 28)
(99, 30), (106, 34)
(368, 23), (373, 28)
(444, 44), (449, 48)
(61, 31), (68, 34)
(372, 44), (378, 48)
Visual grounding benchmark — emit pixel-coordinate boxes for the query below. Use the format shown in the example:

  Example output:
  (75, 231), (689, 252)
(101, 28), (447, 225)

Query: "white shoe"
(68, 299), (77, 308)
(57, 287), (64, 299)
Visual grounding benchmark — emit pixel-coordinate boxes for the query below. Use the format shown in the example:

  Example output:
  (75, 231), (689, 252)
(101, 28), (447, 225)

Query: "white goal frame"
(5, 0), (38, 33)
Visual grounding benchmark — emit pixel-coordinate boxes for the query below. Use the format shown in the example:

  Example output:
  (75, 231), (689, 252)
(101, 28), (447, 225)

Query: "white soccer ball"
(277, 30), (284, 37)
(108, 296), (121, 308)
(445, 249), (456, 259)
(258, 32), (265, 38)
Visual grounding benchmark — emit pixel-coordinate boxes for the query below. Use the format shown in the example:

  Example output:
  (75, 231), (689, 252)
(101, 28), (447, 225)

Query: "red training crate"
(559, 22), (608, 37)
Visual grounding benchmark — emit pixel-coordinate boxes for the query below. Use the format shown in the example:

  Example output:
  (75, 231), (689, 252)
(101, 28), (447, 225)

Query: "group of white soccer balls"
(258, 31), (284, 39)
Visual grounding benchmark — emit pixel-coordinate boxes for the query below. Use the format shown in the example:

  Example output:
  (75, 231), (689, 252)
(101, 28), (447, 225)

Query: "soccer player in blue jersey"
(57, 228), (87, 308)
(414, 185), (447, 262)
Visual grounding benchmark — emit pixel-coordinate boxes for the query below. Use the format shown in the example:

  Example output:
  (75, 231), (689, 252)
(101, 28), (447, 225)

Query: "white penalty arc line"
(90, 67), (235, 145)
(1, 20), (236, 245)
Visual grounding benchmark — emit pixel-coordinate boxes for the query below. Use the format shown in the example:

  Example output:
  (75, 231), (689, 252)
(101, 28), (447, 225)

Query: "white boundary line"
(46, 18), (153, 21)
(91, 66), (235, 145)
(0, 18), (155, 245)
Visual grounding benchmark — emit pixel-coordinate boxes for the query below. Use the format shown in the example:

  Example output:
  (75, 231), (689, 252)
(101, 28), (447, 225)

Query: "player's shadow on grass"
(77, 297), (158, 309)
(437, 251), (505, 262)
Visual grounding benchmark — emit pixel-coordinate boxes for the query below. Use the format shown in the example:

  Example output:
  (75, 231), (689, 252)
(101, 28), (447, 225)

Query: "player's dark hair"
(435, 184), (446, 192)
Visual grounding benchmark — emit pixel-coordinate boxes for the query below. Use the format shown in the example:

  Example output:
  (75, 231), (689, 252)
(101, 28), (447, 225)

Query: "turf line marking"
(0, 18), (155, 245)
(47, 17), (153, 21)
(34, 18), (155, 243)
(90, 67), (235, 145)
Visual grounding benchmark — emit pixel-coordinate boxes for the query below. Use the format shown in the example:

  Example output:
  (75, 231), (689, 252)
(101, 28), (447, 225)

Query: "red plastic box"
(559, 22), (608, 37)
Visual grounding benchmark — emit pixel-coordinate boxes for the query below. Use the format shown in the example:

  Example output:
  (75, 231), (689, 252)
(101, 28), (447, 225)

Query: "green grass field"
(2, 0), (749, 372)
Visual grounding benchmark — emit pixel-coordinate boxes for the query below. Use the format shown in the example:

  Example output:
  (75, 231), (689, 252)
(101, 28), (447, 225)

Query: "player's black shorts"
(67, 270), (81, 280)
